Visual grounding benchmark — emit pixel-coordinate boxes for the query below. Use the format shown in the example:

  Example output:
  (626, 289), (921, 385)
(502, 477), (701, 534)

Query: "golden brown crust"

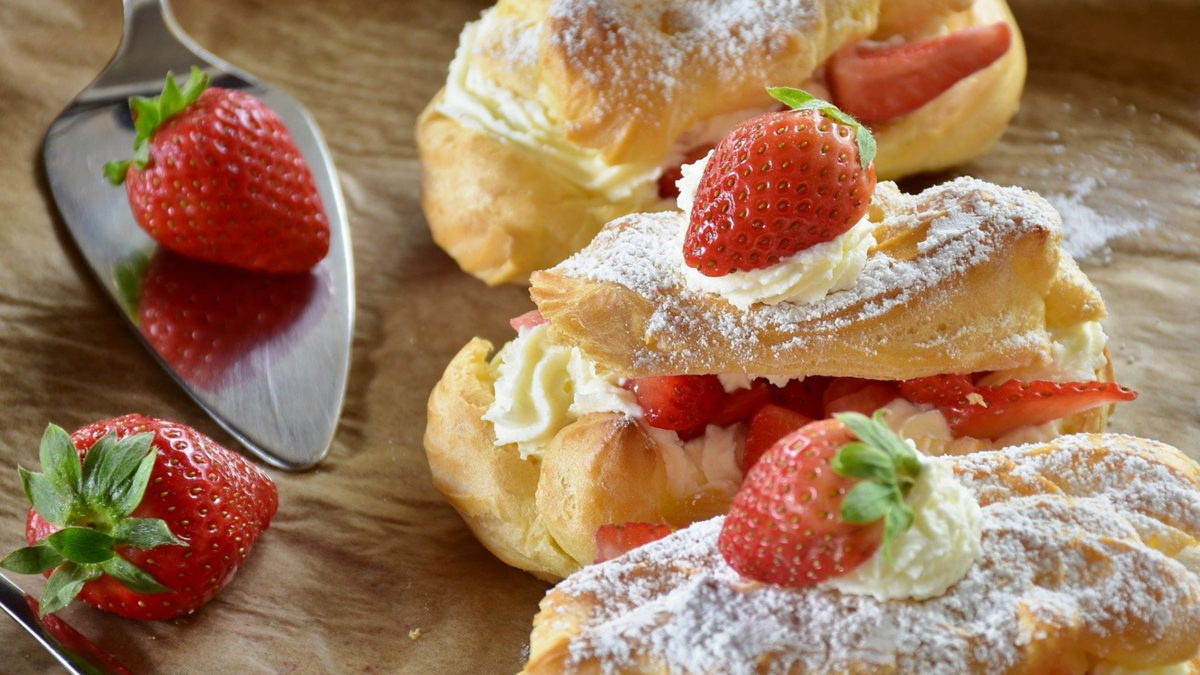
(524, 434), (1200, 674)
(416, 0), (1026, 285)
(531, 179), (1097, 380)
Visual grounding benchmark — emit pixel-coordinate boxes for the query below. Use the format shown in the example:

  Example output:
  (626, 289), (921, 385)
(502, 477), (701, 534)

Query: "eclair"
(523, 432), (1200, 674)
(424, 98), (1132, 581)
(417, 0), (1027, 285)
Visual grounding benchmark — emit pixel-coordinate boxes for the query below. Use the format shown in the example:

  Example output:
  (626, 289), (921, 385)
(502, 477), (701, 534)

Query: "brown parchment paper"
(0, 0), (1197, 673)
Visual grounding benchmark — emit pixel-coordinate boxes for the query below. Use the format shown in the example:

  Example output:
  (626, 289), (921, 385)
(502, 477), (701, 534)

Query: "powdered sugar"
(1044, 175), (1158, 261)
(547, 434), (1200, 673)
(551, 177), (1063, 373)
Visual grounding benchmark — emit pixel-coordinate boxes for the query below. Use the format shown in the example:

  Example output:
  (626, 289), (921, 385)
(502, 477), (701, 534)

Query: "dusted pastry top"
(531, 434), (1200, 674)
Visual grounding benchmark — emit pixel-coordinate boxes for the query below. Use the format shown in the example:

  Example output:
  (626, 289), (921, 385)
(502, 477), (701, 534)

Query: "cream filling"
(979, 320), (1109, 385)
(483, 324), (638, 459)
(821, 452), (983, 601)
(649, 426), (744, 501)
(676, 152), (877, 309)
(879, 398), (1063, 456)
(437, 13), (659, 203)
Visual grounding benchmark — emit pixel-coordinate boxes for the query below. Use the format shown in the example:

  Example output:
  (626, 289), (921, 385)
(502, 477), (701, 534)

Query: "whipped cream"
(438, 13), (660, 203)
(675, 152), (877, 309)
(483, 323), (638, 459)
(715, 373), (792, 392)
(980, 320), (1109, 385)
(821, 452), (983, 601)
(649, 426), (744, 501)
(879, 398), (1063, 455)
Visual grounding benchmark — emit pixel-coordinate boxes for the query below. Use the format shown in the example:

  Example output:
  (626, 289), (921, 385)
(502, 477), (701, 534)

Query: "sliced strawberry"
(624, 375), (725, 432)
(743, 404), (814, 471)
(828, 22), (1013, 123)
(824, 381), (900, 416)
(770, 376), (831, 419)
(946, 380), (1137, 439)
(709, 379), (772, 427)
(509, 309), (547, 332)
(658, 144), (714, 200)
(899, 373), (975, 408)
(594, 522), (672, 563)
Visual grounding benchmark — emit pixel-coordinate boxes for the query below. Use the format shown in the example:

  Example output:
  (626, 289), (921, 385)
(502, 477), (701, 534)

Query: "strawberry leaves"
(832, 411), (922, 564)
(767, 86), (877, 170)
(104, 66), (211, 185)
(2, 423), (184, 616)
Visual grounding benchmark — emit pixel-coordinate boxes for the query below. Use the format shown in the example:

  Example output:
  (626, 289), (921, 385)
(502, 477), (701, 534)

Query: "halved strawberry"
(824, 380), (900, 416)
(743, 404), (813, 471)
(770, 376), (831, 419)
(624, 375), (725, 432)
(658, 144), (714, 200)
(594, 522), (672, 563)
(828, 22), (1013, 123)
(945, 380), (1137, 439)
(719, 413), (921, 586)
(898, 373), (975, 408)
(709, 379), (772, 427)
(509, 309), (547, 332)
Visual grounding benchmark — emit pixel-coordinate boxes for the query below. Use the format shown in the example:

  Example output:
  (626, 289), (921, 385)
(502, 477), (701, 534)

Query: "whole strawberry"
(105, 67), (329, 273)
(684, 88), (877, 276)
(1, 415), (278, 620)
(718, 412), (920, 586)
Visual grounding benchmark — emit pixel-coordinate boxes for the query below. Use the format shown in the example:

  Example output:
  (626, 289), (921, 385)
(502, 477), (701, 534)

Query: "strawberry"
(124, 250), (315, 391)
(709, 379), (772, 427)
(1, 415), (278, 620)
(105, 67), (329, 273)
(770, 376), (831, 419)
(899, 375), (1137, 439)
(508, 309), (547, 332)
(742, 404), (813, 471)
(593, 522), (672, 564)
(623, 375), (725, 433)
(828, 22), (1013, 123)
(683, 88), (876, 277)
(719, 413), (921, 586)
(823, 378), (900, 416)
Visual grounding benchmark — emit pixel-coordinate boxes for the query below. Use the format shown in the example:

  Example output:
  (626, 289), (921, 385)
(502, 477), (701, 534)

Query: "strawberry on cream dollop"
(675, 151), (877, 310)
(820, 450), (983, 601)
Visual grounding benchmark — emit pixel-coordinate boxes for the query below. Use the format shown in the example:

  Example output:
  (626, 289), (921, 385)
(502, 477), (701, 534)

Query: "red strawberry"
(129, 250), (316, 391)
(743, 404), (813, 471)
(709, 379), (772, 427)
(593, 522), (672, 563)
(943, 380), (1136, 439)
(105, 67), (329, 273)
(823, 378), (900, 416)
(1, 415), (278, 620)
(624, 375), (725, 433)
(828, 22), (1013, 123)
(508, 309), (547, 332)
(898, 373), (976, 408)
(770, 376), (831, 419)
(719, 413), (921, 586)
(683, 88), (876, 276)
(658, 144), (715, 199)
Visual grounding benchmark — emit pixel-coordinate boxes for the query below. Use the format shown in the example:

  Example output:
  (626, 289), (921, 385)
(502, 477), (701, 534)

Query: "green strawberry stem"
(0, 424), (185, 617)
(104, 66), (212, 186)
(767, 87), (877, 170)
(830, 411), (922, 565)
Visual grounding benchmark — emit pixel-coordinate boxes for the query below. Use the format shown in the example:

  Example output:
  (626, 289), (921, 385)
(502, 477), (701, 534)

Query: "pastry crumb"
(966, 392), (987, 407)
(408, 628), (423, 640)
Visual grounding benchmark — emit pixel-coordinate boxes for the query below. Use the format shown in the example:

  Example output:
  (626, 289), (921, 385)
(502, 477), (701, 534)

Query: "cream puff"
(417, 0), (1027, 284)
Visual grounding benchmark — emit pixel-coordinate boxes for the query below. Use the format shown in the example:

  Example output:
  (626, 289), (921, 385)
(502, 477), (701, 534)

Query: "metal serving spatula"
(42, 0), (353, 471)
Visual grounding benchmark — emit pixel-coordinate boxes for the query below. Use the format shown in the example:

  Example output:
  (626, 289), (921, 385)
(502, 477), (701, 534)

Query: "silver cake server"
(42, 0), (353, 471)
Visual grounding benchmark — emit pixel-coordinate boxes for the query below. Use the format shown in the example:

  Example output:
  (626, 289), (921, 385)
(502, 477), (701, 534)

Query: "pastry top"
(530, 176), (1105, 379)
(464, 0), (878, 164)
(526, 433), (1200, 674)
